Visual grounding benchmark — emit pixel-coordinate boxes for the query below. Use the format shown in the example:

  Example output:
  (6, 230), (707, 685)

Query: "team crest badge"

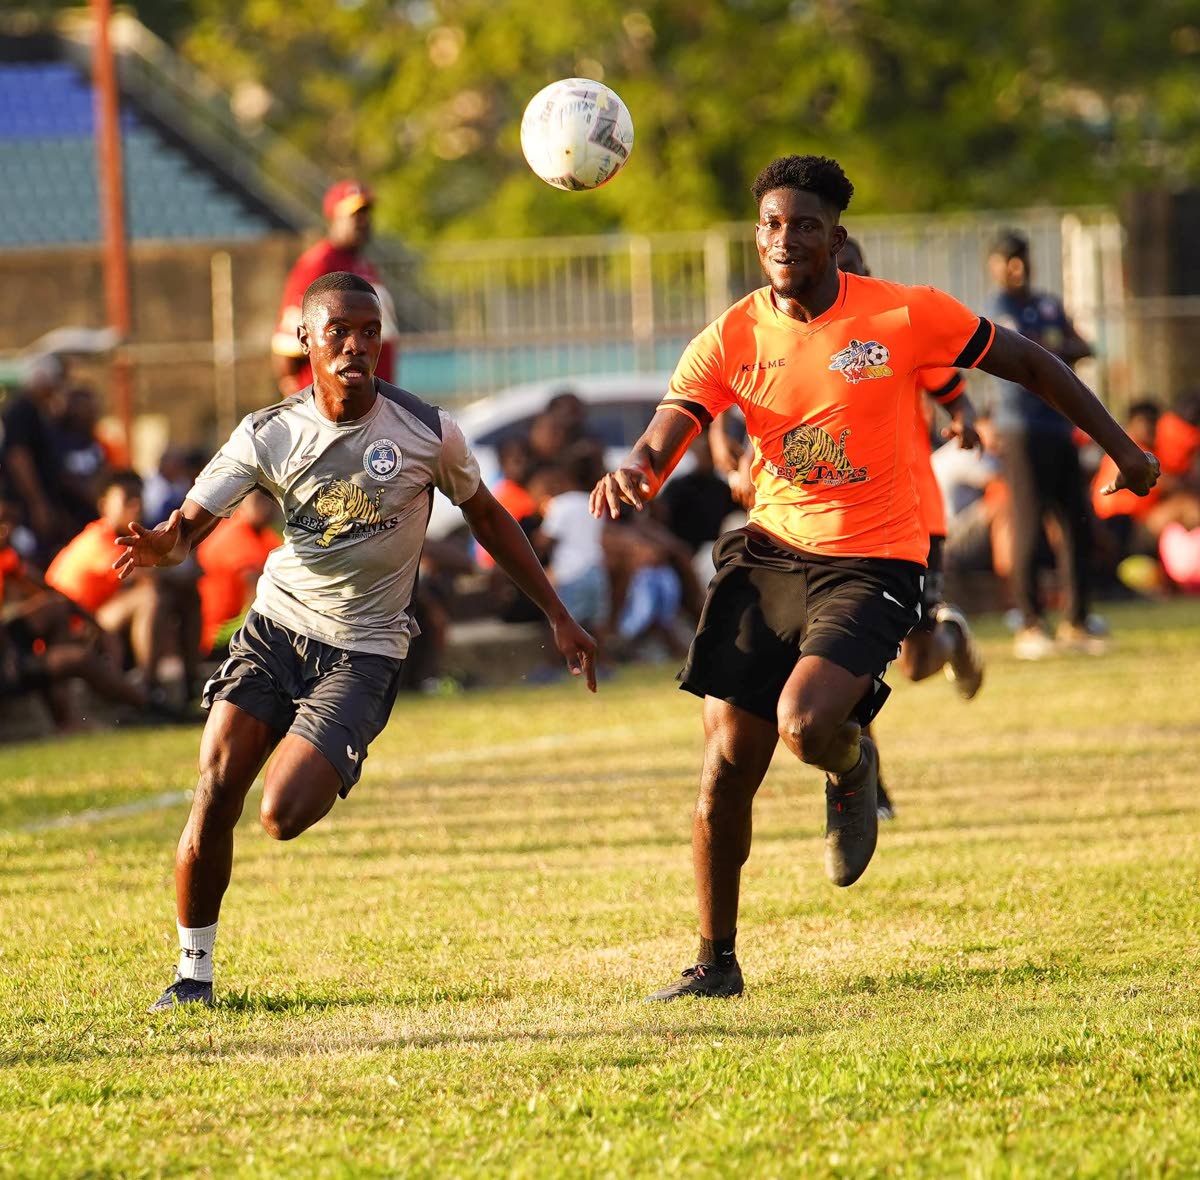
(762, 423), (869, 487)
(363, 439), (401, 481)
(828, 339), (893, 384)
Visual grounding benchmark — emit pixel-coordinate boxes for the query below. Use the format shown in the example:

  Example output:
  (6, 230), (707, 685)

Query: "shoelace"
(681, 963), (714, 980)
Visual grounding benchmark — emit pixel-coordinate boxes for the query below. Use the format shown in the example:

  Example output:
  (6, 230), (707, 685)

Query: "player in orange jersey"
(836, 240), (985, 820)
(591, 155), (1159, 1001)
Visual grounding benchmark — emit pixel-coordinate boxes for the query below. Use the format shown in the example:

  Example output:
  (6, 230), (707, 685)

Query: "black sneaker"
(876, 778), (896, 821)
(148, 974), (213, 1012)
(646, 959), (744, 1002)
(824, 736), (880, 887)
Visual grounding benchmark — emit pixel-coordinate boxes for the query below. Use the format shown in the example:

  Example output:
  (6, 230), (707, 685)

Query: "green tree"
(173, 0), (1200, 240)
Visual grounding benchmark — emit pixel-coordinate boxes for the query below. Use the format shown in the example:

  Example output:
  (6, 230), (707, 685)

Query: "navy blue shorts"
(202, 611), (404, 796)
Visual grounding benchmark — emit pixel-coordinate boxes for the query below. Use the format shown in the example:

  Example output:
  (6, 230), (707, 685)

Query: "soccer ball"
(862, 342), (890, 367)
(520, 78), (635, 191)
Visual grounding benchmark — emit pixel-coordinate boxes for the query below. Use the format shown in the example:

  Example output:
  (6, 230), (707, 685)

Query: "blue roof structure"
(0, 58), (278, 246)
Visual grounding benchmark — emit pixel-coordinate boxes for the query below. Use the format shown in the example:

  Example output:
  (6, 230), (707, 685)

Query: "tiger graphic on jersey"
(763, 423), (867, 487)
(313, 480), (384, 548)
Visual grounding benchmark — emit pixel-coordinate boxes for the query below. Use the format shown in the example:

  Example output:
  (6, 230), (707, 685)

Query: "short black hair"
(301, 271), (379, 321)
(102, 469), (143, 498)
(990, 229), (1030, 260)
(751, 155), (854, 213)
(1127, 399), (1161, 422)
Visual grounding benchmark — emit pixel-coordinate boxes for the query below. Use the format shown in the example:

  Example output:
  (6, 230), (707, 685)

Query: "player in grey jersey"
(116, 273), (598, 1011)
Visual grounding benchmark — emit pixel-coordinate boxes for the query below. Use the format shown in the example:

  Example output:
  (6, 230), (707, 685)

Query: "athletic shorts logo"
(364, 439), (402, 481)
(828, 339), (893, 384)
(763, 423), (869, 487)
(313, 480), (383, 548)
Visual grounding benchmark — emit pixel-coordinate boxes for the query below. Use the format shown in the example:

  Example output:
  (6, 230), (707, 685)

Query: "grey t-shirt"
(187, 381), (480, 658)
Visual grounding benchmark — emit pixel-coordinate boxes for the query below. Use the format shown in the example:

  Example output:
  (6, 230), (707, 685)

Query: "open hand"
(112, 509), (183, 580)
(1100, 449), (1160, 498)
(589, 468), (654, 519)
(551, 613), (598, 692)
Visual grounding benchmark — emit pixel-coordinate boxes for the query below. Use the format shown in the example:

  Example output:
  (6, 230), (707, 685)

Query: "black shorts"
(678, 526), (924, 726)
(202, 611), (404, 796)
(909, 534), (946, 634)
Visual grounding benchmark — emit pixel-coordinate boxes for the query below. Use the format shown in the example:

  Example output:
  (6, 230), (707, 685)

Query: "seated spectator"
(1092, 400), (1162, 560)
(478, 437), (537, 571)
(0, 353), (71, 562)
(527, 411), (570, 468)
(53, 386), (111, 535)
(1154, 395), (1200, 485)
(1159, 493), (1200, 593)
(658, 431), (738, 582)
(931, 414), (1003, 574)
(195, 491), (281, 653)
(45, 471), (201, 701)
(143, 447), (207, 526)
(602, 525), (689, 661)
(529, 463), (609, 635)
(0, 500), (158, 730)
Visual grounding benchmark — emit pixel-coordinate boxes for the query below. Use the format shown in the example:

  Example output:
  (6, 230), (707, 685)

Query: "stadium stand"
(0, 45), (287, 246)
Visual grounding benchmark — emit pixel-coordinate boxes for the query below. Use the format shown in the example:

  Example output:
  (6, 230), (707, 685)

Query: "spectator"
(143, 447), (207, 527)
(529, 463), (609, 635)
(1092, 400), (1162, 560)
(0, 500), (158, 730)
(659, 432), (738, 581)
(1159, 500), (1200, 591)
(527, 411), (570, 467)
(195, 491), (281, 653)
(271, 179), (400, 394)
(477, 437), (538, 573)
(0, 353), (70, 561)
(931, 412), (1003, 573)
(45, 470), (201, 701)
(53, 386), (110, 535)
(1153, 394), (1200, 485)
(987, 230), (1101, 658)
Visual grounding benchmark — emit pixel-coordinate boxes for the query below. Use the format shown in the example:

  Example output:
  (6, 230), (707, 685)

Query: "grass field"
(2, 599), (1200, 1178)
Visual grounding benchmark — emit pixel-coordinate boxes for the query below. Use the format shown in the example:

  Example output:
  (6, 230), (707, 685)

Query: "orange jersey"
(662, 274), (993, 563)
(45, 519), (123, 612)
(912, 369), (965, 540)
(196, 517), (282, 651)
(1155, 411), (1200, 478)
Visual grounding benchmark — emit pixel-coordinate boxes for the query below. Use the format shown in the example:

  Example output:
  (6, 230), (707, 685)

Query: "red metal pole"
(91, 0), (134, 456)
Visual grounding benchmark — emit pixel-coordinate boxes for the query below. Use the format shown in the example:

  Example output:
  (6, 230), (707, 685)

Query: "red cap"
(323, 179), (373, 221)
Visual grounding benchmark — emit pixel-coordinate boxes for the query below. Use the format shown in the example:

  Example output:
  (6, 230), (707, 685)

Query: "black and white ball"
(520, 78), (635, 191)
(862, 342), (890, 367)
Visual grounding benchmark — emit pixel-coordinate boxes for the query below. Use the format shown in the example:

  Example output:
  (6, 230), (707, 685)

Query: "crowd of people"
(2, 189), (1199, 737)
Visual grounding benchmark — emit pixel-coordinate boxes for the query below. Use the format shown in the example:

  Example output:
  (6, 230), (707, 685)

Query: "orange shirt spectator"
(196, 497), (281, 652)
(45, 518), (123, 612)
(1155, 410), (1200, 478)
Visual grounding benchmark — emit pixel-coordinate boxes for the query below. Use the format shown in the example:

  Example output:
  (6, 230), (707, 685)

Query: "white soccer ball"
(863, 342), (890, 367)
(520, 78), (635, 191)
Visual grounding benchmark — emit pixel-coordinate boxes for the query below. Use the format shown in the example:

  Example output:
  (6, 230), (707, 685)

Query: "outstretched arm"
(589, 407), (699, 519)
(459, 483), (597, 692)
(112, 498), (221, 581)
(978, 326), (1159, 495)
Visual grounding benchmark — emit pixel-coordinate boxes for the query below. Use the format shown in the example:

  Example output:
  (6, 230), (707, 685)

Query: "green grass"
(2, 600), (1200, 1178)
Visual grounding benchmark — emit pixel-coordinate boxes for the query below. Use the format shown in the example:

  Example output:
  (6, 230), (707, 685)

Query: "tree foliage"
(136, 0), (1200, 239)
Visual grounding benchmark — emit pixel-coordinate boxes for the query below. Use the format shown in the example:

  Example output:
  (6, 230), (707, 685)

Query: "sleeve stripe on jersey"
(927, 373), (965, 404)
(658, 399), (713, 430)
(953, 318), (996, 369)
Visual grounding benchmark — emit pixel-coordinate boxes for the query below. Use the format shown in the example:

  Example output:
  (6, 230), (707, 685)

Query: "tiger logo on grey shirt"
(187, 381), (480, 658)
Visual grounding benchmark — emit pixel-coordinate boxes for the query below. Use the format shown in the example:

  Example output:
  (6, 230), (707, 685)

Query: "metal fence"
(370, 205), (1150, 409)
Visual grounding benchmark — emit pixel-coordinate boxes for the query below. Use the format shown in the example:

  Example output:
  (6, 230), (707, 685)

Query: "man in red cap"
(271, 180), (399, 393)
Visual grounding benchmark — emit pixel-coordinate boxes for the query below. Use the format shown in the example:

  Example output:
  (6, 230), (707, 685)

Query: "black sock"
(698, 931), (736, 967)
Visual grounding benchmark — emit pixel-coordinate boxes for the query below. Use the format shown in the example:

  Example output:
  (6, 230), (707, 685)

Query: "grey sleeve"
(186, 416), (261, 519)
(433, 411), (482, 505)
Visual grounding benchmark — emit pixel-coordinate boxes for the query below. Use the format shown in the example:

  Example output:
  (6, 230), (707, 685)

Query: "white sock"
(177, 921), (217, 983)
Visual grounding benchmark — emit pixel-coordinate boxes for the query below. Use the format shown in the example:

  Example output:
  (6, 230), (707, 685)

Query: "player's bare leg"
(150, 701), (279, 1011)
(258, 736), (346, 841)
(776, 656), (880, 887)
(896, 610), (984, 698)
(649, 698), (776, 1001)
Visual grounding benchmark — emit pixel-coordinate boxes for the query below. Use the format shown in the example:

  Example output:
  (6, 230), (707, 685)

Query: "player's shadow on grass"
(218, 981), (513, 1015)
